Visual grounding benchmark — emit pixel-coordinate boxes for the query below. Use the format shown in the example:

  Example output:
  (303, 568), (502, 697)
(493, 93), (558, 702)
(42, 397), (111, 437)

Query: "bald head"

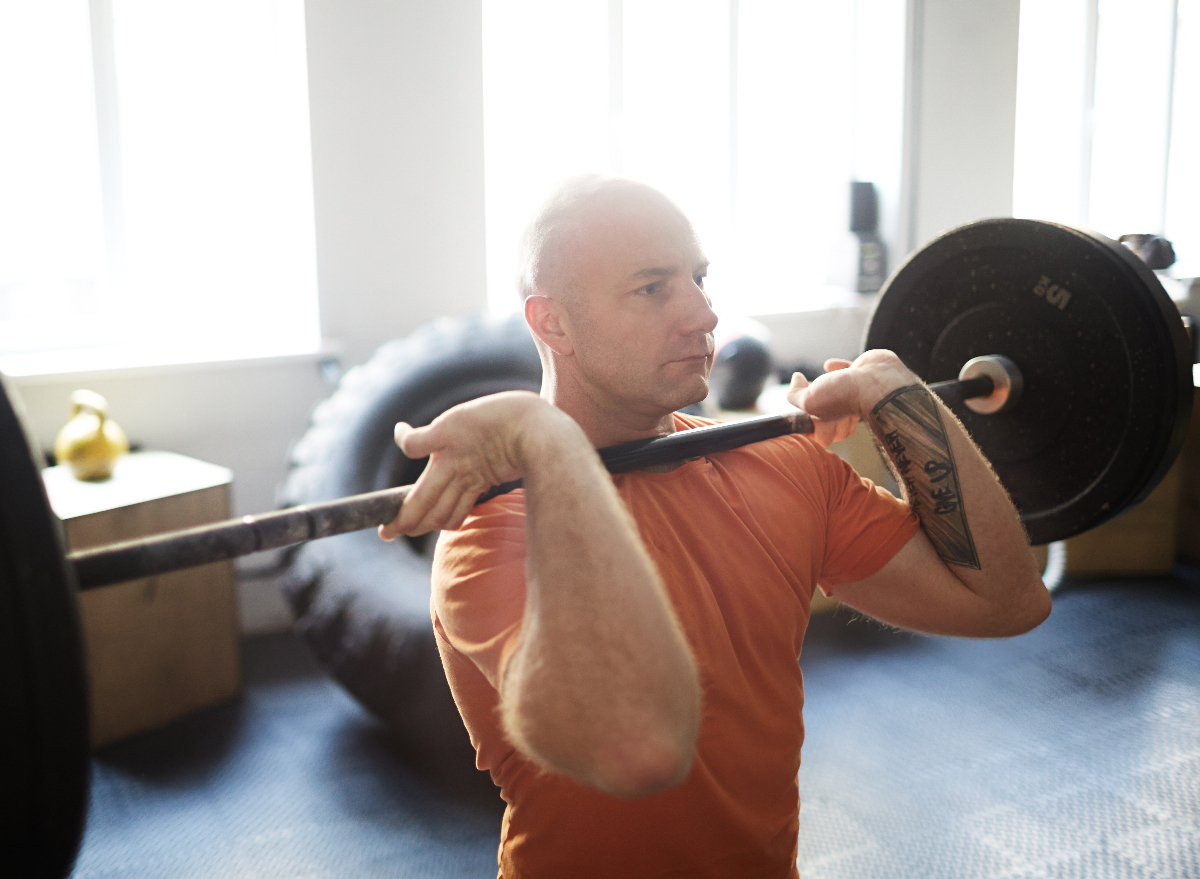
(516, 175), (698, 306)
(515, 175), (716, 444)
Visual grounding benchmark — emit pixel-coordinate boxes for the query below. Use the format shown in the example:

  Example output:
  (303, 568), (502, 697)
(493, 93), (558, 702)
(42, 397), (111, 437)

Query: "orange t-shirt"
(431, 414), (919, 878)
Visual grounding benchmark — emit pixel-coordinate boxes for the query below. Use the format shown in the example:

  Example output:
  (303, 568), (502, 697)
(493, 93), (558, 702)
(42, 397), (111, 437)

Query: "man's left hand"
(785, 351), (920, 448)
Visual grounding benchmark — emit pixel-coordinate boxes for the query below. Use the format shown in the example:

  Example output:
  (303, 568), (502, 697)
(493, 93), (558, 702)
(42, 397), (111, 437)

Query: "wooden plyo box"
(1175, 384), (1200, 561)
(1057, 459), (1182, 577)
(42, 451), (241, 749)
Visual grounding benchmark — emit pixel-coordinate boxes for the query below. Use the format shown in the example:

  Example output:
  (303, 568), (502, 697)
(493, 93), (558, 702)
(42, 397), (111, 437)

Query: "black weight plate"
(0, 373), (90, 878)
(865, 218), (1192, 545)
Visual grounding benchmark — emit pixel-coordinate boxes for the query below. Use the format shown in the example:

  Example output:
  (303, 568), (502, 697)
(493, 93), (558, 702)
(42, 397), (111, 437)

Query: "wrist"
(515, 402), (594, 477)
(852, 350), (923, 414)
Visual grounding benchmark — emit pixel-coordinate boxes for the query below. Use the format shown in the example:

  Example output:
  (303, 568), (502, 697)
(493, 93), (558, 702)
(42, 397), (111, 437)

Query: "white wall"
(305, 0), (487, 370)
(902, 0), (1021, 250)
(9, 0), (1021, 632)
(762, 0), (1022, 369)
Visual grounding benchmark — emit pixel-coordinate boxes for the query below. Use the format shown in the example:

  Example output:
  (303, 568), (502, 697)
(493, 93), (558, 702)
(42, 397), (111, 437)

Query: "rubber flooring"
(70, 570), (1200, 878)
(70, 633), (504, 879)
(796, 571), (1200, 878)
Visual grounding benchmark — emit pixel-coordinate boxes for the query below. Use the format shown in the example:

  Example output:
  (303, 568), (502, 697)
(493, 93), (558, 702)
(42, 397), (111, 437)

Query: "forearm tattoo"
(871, 384), (981, 570)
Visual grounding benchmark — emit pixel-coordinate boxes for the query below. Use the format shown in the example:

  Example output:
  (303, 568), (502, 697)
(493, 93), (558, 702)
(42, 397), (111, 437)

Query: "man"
(379, 175), (1051, 877)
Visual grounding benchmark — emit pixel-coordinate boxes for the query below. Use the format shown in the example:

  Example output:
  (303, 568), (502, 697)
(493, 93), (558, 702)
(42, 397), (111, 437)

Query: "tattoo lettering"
(924, 460), (951, 482)
(871, 385), (980, 569)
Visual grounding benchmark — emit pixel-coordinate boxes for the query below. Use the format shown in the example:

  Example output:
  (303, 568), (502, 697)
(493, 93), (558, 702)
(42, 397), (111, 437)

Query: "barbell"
(68, 370), (1000, 591)
(3, 217), (1193, 877)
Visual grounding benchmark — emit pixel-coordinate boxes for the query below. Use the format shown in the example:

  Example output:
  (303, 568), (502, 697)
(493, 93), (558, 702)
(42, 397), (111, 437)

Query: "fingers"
(787, 369), (850, 417)
(378, 474), (469, 540)
(394, 421), (413, 451)
(376, 393), (550, 542)
(395, 421), (436, 460)
(797, 367), (861, 421)
(379, 419), (498, 539)
(378, 421), (454, 540)
(442, 490), (480, 533)
(785, 372), (809, 408)
(793, 351), (920, 448)
(809, 414), (860, 449)
(784, 370), (858, 448)
(405, 471), (475, 535)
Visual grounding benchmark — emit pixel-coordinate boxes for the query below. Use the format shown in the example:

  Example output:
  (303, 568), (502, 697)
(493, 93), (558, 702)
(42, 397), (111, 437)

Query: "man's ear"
(525, 295), (573, 356)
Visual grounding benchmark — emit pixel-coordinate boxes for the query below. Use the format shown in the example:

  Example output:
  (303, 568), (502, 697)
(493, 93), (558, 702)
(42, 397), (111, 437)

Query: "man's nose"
(681, 280), (718, 336)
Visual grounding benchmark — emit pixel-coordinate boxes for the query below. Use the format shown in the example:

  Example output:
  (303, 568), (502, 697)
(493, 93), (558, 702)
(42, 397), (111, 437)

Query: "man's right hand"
(378, 390), (587, 539)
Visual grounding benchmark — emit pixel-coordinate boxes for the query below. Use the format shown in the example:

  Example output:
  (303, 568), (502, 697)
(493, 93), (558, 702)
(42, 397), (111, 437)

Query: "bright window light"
(1166, 0), (1199, 274)
(1015, 0), (1198, 277)
(1012, 0), (1092, 228)
(0, 0), (319, 376)
(482, 0), (907, 318)
(621, 0), (732, 286)
(482, 0), (610, 314)
(0, 1), (107, 326)
(1088, 0), (1176, 237)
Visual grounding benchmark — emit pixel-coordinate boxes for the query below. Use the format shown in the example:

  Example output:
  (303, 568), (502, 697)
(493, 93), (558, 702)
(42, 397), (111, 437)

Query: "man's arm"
(790, 351), (1052, 637)
(379, 391), (701, 798)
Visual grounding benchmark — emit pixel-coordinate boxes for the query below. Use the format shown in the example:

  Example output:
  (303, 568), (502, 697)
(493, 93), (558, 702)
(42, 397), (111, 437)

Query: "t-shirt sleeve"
(816, 446), (919, 593)
(431, 494), (529, 691)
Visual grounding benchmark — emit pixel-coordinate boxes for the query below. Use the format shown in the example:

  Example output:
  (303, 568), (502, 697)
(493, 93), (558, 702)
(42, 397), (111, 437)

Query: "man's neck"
(560, 400), (679, 450)
(541, 382), (678, 450)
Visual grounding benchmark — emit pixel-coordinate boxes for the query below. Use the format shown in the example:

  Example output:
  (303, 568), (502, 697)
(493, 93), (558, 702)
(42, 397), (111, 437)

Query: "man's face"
(556, 187), (718, 424)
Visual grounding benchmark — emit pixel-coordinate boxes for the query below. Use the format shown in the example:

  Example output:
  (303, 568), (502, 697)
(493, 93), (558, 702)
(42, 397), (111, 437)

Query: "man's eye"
(694, 274), (707, 289)
(640, 283), (660, 295)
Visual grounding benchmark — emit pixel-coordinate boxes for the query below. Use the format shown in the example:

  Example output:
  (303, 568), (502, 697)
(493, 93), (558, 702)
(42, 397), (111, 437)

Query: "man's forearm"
(871, 385), (980, 569)
(379, 391), (700, 792)
(499, 429), (701, 799)
(868, 383), (1049, 628)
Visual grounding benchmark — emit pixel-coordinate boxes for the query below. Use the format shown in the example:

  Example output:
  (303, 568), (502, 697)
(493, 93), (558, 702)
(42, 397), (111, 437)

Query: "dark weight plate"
(865, 218), (1192, 545)
(0, 374), (90, 877)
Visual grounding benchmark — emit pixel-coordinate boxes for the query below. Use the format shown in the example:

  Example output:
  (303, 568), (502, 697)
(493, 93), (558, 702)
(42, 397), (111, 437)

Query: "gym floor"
(70, 569), (1200, 879)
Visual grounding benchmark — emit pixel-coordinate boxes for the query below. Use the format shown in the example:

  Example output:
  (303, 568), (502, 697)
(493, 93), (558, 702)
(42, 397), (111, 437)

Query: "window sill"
(746, 285), (880, 319)
(747, 289), (880, 368)
(3, 339), (343, 387)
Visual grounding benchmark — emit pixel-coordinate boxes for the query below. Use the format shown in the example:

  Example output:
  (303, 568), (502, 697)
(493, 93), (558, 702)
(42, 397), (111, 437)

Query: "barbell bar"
(66, 367), (1005, 591)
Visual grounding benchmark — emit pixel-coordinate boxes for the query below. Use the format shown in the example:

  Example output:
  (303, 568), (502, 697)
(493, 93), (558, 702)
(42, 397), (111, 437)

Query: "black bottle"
(849, 181), (887, 293)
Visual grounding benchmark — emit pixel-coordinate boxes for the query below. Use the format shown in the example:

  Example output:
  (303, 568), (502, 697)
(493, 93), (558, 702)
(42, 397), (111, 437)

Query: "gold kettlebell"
(54, 390), (130, 481)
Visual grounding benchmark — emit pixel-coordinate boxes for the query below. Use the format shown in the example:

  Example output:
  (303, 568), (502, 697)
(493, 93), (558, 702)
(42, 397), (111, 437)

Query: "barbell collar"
(958, 355), (1023, 415)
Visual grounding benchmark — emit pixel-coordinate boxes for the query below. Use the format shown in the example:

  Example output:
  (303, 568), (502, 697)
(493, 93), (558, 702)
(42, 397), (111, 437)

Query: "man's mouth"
(674, 339), (715, 365)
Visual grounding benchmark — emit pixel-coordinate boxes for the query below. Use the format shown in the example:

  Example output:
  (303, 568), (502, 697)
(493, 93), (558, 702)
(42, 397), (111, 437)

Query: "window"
(482, 0), (907, 318)
(1014, 0), (1198, 279)
(0, 0), (319, 376)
